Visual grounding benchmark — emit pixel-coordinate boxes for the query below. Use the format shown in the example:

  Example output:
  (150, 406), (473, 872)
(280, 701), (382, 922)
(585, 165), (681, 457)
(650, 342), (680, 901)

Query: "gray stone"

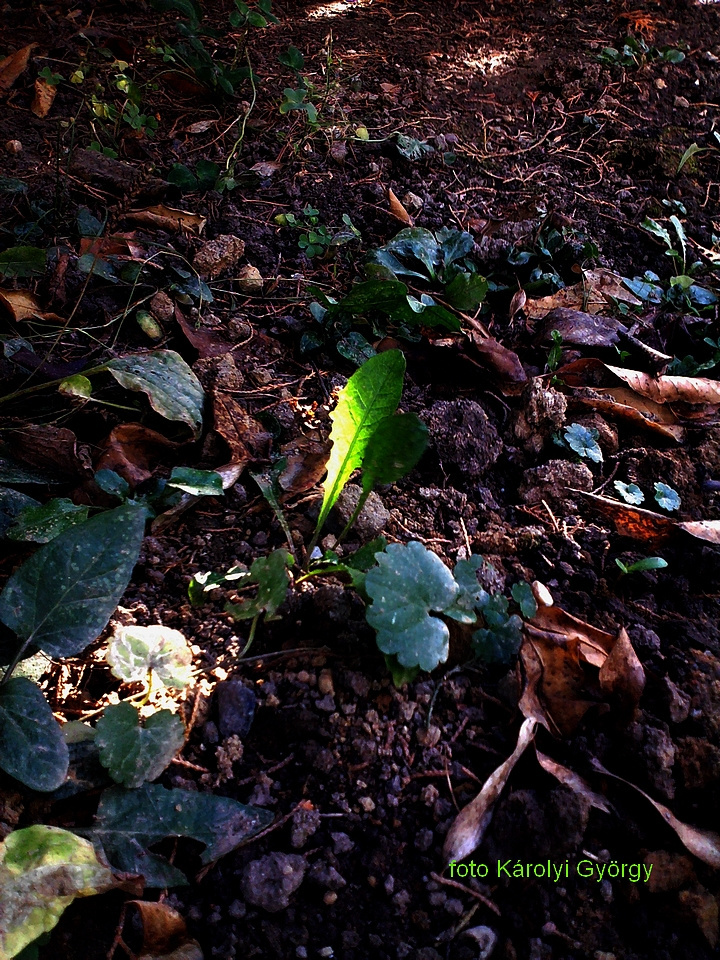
(334, 483), (390, 539)
(241, 852), (306, 913)
(216, 679), (256, 739)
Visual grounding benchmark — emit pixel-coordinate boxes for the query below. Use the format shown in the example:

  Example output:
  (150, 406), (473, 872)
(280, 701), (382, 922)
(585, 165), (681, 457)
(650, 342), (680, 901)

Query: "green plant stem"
(0, 636), (35, 687)
(0, 361), (110, 406)
(238, 613), (260, 658)
(225, 50), (256, 172)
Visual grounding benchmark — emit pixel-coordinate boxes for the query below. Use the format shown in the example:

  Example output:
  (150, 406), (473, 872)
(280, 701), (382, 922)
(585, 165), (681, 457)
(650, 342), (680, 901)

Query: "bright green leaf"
(316, 350), (406, 535)
(365, 541), (458, 671)
(96, 703), (185, 789)
(58, 374), (92, 399)
(0, 678), (68, 792)
(225, 548), (292, 621)
(444, 271), (488, 311)
(106, 351), (204, 438)
(167, 467), (224, 497)
(361, 413), (428, 492)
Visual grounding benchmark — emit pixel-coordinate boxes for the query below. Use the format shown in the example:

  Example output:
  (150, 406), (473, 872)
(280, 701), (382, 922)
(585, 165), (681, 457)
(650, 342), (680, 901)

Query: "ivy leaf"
(94, 469), (130, 501)
(444, 271), (488, 311)
(225, 549), (292, 621)
(0, 825), (118, 959)
(380, 228), (441, 280)
(564, 423), (603, 462)
(0, 487), (40, 537)
(361, 412), (428, 493)
(0, 678), (69, 791)
(0, 503), (148, 660)
(436, 227), (475, 268)
(0, 246), (46, 279)
(96, 703), (185, 789)
(166, 467), (224, 497)
(444, 555), (488, 624)
(316, 350), (406, 535)
(106, 351), (205, 438)
(654, 482), (681, 512)
(472, 594), (523, 664)
(511, 581), (537, 619)
(614, 481), (644, 505)
(106, 624), (193, 689)
(6, 498), (89, 544)
(89, 782), (275, 887)
(365, 541), (458, 671)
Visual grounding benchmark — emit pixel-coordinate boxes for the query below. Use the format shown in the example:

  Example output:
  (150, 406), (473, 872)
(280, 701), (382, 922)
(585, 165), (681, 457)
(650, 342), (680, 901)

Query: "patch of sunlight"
(307, 0), (374, 18)
(463, 50), (516, 75)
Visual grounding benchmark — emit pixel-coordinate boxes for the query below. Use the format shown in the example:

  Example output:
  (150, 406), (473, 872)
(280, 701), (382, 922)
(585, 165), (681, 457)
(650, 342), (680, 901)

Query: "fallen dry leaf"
(175, 305), (236, 359)
(125, 900), (204, 960)
(30, 77), (56, 117)
(535, 750), (614, 815)
(541, 307), (628, 349)
(8, 425), (92, 481)
(125, 205), (206, 235)
(278, 437), (330, 495)
(442, 718), (537, 866)
(509, 287), (527, 321)
(96, 424), (181, 489)
(0, 43), (37, 95)
(250, 161), (281, 177)
(592, 760), (720, 869)
(212, 392), (272, 465)
(523, 603), (615, 668)
(387, 188), (413, 225)
(0, 289), (41, 321)
(193, 235), (245, 278)
(598, 626), (646, 710)
(577, 491), (677, 542)
(185, 119), (216, 134)
(570, 384), (684, 443)
(519, 629), (597, 737)
(677, 520), (720, 544)
(469, 334), (527, 394)
(606, 364), (720, 407)
(525, 268), (641, 320)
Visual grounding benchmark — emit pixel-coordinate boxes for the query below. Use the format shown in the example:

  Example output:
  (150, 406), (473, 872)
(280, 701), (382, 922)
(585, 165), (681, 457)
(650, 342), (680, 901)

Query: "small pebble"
(5, 140), (22, 154)
(359, 796), (376, 812)
(324, 891), (338, 905)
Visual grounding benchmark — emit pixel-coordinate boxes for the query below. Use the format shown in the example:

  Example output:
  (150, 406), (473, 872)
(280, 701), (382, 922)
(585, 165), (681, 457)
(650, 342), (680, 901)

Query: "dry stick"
(429, 872), (501, 916)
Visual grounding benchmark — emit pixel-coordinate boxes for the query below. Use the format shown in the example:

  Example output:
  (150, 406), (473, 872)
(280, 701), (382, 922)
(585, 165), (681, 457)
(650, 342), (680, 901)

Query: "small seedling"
(615, 556), (668, 576)
(275, 206), (360, 259)
(562, 423), (603, 463)
(547, 329), (563, 372)
(614, 481), (644, 505)
(654, 482), (681, 511)
(598, 36), (684, 68)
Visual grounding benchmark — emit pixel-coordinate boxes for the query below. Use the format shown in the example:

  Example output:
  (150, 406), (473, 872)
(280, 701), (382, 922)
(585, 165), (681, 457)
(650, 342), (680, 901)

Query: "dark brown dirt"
(2, 0), (720, 958)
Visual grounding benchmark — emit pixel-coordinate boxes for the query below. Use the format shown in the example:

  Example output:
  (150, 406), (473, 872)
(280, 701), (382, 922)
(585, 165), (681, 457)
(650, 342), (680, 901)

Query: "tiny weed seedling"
(598, 36), (685, 68)
(615, 555), (668, 576)
(275, 206), (360, 259)
(547, 329), (563, 372)
(560, 423), (603, 463)
(613, 479), (681, 512)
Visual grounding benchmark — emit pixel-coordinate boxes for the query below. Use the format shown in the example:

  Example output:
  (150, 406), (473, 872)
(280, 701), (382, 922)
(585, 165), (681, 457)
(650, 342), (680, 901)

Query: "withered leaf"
(520, 630), (597, 737)
(442, 718), (536, 866)
(175, 305), (235, 359)
(541, 308), (627, 348)
(526, 268), (641, 320)
(387, 188), (413, 226)
(96, 424), (181, 489)
(0, 43), (37, 95)
(577, 491), (677, 542)
(592, 760), (720, 869)
(598, 627), (645, 710)
(278, 438), (330, 495)
(605, 365), (720, 407)
(0, 289), (41, 322)
(125, 205), (206, 235)
(8, 425), (92, 481)
(212, 393), (271, 466)
(470, 334), (527, 394)
(31, 77), (57, 118)
(569, 385), (684, 442)
(535, 750), (613, 815)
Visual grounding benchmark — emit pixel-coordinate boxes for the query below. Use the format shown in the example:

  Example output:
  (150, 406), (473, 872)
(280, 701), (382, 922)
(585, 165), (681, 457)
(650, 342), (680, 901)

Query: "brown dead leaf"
(469, 334), (527, 394)
(212, 393), (271, 466)
(524, 604), (615, 667)
(8, 425), (93, 481)
(96, 424), (181, 489)
(0, 44), (37, 95)
(0, 289), (41, 321)
(541, 307), (628, 349)
(125, 205), (206, 235)
(509, 287), (527, 321)
(598, 627), (645, 710)
(387, 188), (414, 225)
(569, 385), (684, 442)
(193, 235), (245, 278)
(519, 629), (597, 737)
(174, 305), (236, 359)
(677, 520), (720, 545)
(31, 77), (56, 117)
(79, 233), (148, 260)
(185, 119), (216, 134)
(577, 491), (677, 542)
(442, 718), (537, 866)
(525, 268), (641, 320)
(592, 760), (720, 869)
(126, 900), (203, 960)
(605, 365), (720, 407)
(535, 750), (614, 815)
(250, 161), (281, 177)
(278, 438), (330, 495)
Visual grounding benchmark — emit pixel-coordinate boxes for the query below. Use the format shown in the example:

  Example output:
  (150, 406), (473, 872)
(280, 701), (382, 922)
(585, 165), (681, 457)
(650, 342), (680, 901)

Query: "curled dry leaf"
(174, 304), (236, 359)
(469, 334), (527, 395)
(96, 424), (181, 489)
(605, 365), (720, 407)
(677, 520), (720, 544)
(125, 205), (206, 235)
(386, 188), (414, 226)
(570, 385), (684, 443)
(535, 750), (613, 815)
(0, 43), (37, 95)
(577, 491), (677, 542)
(508, 287), (527, 320)
(278, 437), (330, 495)
(598, 627), (645, 707)
(31, 78), (56, 118)
(8, 425), (93, 481)
(592, 760), (720, 869)
(250, 161), (281, 177)
(541, 308), (627, 349)
(442, 718), (537, 867)
(126, 900), (197, 957)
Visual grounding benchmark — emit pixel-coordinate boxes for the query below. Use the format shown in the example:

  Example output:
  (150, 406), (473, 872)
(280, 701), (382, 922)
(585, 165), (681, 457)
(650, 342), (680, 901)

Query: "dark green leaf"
(362, 413), (427, 492)
(96, 703), (185, 788)
(76, 208), (104, 237)
(0, 459), (53, 485)
(225, 549), (292, 621)
(366, 248), (427, 280)
(383, 227), (440, 279)
(0, 503), (148, 659)
(0, 487), (40, 538)
(90, 782), (275, 886)
(94, 469), (130, 501)
(365, 541), (458, 671)
(76, 255), (118, 283)
(167, 163), (198, 192)
(0, 247), (46, 279)
(436, 227), (474, 267)
(0, 176), (28, 195)
(279, 44), (305, 71)
(195, 159), (220, 190)
(106, 350), (205, 437)
(346, 536), (387, 571)
(316, 350), (406, 534)
(511, 581), (537, 618)
(0, 678), (69, 791)
(337, 332), (376, 366)
(472, 595), (523, 664)
(167, 467), (224, 497)
(7, 499), (89, 544)
(444, 270), (488, 311)
(444, 555), (487, 624)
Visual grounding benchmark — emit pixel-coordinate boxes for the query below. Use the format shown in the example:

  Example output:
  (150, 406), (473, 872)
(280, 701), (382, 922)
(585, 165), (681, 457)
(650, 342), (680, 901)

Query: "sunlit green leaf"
(96, 703), (185, 788)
